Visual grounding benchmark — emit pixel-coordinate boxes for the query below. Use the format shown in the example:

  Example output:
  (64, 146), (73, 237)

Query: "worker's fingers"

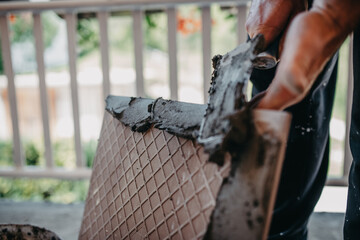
(257, 2), (360, 110)
(245, 0), (306, 49)
(248, 91), (266, 109)
(246, 24), (283, 48)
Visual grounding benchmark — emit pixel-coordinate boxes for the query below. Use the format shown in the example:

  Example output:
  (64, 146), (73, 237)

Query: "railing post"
(343, 35), (354, 181)
(33, 13), (54, 169)
(97, 11), (111, 101)
(167, 7), (178, 100)
(132, 9), (145, 97)
(65, 12), (84, 168)
(201, 5), (212, 103)
(0, 15), (23, 168)
(236, 4), (248, 45)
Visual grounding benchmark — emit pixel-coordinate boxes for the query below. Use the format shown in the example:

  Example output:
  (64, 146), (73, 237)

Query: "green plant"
(42, 12), (59, 49)
(9, 13), (33, 43)
(0, 140), (13, 167)
(0, 139), (97, 203)
(0, 177), (89, 203)
(25, 142), (40, 166)
(53, 139), (76, 168)
(77, 17), (99, 57)
(0, 140), (44, 167)
(9, 13), (59, 48)
(83, 140), (97, 167)
(0, 13), (59, 74)
(144, 11), (167, 52)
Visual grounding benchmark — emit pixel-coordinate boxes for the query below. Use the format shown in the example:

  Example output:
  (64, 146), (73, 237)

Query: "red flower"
(9, 14), (16, 23)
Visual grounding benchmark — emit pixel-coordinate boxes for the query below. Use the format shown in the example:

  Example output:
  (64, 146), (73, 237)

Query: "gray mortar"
(204, 133), (281, 240)
(105, 96), (206, 139)
(198, 35), (264, 155)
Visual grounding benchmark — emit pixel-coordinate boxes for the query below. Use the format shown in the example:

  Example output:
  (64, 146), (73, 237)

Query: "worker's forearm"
(257, 0), (360, 110)
(312, 0), (360, 33)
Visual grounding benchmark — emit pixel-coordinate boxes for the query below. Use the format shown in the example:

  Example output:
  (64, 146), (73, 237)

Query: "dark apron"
(250, 52), (338, 240)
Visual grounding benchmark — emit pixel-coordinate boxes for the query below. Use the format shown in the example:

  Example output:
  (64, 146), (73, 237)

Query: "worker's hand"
(256, 0), (360, 110)
(246, 0), (307, 50)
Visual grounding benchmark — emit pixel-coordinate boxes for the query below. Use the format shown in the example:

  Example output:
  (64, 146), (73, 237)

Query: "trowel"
(198, 34), (292, 240)
(198, 34), (272, 158)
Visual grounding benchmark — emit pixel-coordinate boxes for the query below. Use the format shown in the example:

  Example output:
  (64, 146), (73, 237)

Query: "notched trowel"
(197, 34), (266, 163)
(199, 34), (292, 240)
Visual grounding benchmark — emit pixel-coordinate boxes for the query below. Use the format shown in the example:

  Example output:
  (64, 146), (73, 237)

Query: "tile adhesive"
(79, 35), (292, 240)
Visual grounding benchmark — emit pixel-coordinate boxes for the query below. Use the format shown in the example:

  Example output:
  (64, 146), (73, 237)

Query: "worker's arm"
(249, 0), (360, 110)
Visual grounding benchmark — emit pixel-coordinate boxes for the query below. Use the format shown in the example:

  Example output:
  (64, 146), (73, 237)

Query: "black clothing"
(250, 54), (338, 239)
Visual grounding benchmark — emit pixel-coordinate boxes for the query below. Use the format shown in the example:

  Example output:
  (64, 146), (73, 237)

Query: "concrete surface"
(0, 200), (84, 240)
(308, 212), (344, 240)
(0, 199), (345, 240)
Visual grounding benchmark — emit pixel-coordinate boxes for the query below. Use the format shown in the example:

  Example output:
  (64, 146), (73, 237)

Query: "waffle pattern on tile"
(79, 112), (230, 240)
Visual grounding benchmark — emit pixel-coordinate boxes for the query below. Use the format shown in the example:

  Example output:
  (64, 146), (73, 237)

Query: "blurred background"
(0, 2), (350, 205)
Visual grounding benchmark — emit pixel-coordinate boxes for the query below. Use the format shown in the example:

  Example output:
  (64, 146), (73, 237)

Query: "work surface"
(0, 199), (343, 240)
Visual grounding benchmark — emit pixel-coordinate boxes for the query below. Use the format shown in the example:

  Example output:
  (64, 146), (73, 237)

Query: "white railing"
(0, 0), (353, 185)
(0, 0), (249, 179)
(328, 35), (354, 186)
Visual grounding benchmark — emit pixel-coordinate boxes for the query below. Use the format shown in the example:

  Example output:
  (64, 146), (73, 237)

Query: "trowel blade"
(198, 34), (265, 157)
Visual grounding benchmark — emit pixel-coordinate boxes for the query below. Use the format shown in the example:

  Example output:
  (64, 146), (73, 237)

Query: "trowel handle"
(253, 35), (280, 69)
(264, 36), (280, 59)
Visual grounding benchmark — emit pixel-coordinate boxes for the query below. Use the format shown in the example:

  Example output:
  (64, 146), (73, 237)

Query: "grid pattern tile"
(79, 112), (230, 239)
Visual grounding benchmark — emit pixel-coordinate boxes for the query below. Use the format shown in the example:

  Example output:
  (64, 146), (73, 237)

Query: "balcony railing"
(0, 0), (353, 186)
(0, 0), (249, 179)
